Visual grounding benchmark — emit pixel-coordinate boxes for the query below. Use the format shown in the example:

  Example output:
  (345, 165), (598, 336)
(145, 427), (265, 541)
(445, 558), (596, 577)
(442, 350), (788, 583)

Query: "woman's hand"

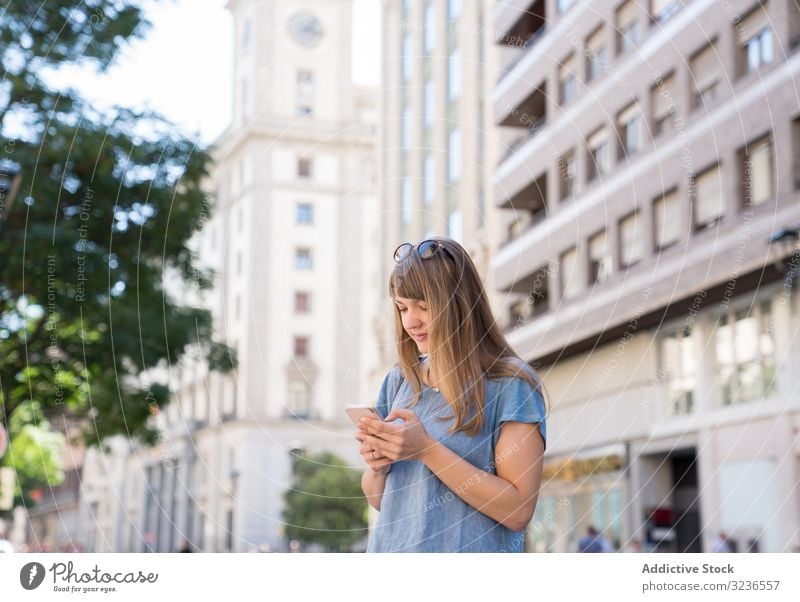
(359, 408), (436, 462)
(355, 428), (392, 474)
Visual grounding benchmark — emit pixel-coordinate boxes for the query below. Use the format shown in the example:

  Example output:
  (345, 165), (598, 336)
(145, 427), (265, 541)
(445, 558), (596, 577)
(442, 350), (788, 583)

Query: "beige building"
(492, 0), (800, 552)
(376, 0), (496, 374)
(74, 0), (379, 552)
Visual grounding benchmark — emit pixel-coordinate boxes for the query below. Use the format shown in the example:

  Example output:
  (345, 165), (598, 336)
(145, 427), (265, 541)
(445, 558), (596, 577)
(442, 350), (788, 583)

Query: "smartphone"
(345, 405), (382, 426)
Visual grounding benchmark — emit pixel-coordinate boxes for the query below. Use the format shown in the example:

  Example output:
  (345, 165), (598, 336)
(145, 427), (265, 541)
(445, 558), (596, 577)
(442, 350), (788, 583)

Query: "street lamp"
(0, 159), (22, 237)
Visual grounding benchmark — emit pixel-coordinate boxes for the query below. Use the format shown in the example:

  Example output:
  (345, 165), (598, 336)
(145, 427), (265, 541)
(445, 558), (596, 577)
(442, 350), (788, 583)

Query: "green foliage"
(3, 401), (66, 509)
(283, 452), (369, 552)
(0, 0), (235, 505)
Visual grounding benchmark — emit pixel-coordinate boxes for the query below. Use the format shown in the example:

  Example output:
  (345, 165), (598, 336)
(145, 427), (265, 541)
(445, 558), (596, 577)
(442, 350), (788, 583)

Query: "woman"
(356, 238), (547, 552)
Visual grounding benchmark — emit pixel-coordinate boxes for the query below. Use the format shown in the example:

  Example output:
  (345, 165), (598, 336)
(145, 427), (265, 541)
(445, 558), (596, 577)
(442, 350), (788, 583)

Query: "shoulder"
(487, 356), (541, 387)
(384, 364), (404, 386)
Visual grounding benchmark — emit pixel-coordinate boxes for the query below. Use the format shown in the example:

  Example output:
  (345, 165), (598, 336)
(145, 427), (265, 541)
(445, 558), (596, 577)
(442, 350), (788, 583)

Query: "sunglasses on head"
(393, 239), (450, 263)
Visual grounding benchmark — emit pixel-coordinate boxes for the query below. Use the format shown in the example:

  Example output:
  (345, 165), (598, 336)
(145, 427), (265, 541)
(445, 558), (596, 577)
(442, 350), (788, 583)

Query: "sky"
(47, 0), (381, 145)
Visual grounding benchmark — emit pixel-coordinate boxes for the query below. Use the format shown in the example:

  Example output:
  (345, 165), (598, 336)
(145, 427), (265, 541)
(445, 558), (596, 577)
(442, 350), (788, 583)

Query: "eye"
(397, 307), (407, 313)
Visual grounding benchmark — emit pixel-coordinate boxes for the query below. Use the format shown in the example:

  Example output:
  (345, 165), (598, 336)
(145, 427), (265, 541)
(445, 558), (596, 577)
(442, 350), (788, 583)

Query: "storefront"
(527, 444), (628, 553)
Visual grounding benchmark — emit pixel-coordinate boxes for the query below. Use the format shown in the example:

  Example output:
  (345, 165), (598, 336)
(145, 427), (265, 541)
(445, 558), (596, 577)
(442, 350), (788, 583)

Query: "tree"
(0, 1), (234, 509)
(283, 451), (369, 552)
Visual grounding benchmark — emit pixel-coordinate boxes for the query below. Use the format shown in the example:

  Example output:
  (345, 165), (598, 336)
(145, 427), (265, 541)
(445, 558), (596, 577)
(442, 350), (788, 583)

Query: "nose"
(404, 306), (425, 328)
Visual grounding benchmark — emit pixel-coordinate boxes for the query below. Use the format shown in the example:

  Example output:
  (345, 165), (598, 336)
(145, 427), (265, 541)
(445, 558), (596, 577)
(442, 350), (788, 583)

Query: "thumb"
(386, 408), (416, 423)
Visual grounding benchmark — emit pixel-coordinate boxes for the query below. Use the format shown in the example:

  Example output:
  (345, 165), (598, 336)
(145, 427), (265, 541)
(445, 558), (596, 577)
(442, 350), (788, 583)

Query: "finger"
(364, 435), (387, 451)
(360, 417), (400, 436)
(385, 408), (417, 423)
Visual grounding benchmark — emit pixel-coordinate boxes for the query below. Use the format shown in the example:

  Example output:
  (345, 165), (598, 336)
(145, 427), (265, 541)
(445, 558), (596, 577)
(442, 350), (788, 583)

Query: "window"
(651, 0), (680, 23)
(653, 189), (681, 249)
(293, 336), (309, 358)
(617, 102), (643, 158)
(661, 326), (696, 415)
(508, 216), (525, 241)
(447, 209), (462, 242)
(402, 34), (413, 82)
(242, 20), (252, 52)
(714, 300), (776, 405)
(587, 128), (610, 181)
(448, 129), (461, 182)
(448, 0), (462, 21)
(240, 78), (251, 120)
(295, 248), (312, 270)
(690, 42), (723, 109)
(287, 381), (311, 418)
(740, 135), (774, 207)
(619, 211), (644, 267)
(297, 157), (312, 178)
(738, 6), (773, 74)
(296, 70), (314, 116)
(423, 154), (435, 205)
(448, 48), (461, 101)
(588, 230), (612, 284)
(557, 0), (576, 15)
(402, 106), (412, 149)
(296, 202), (313, 224)
(558, 150), (577, 200)
(401, 178), (412, 224)
(616, 0), (640, 54)
(424, 80), (436, 127)
(692, 164), (723, 229)
(651, 73), (677, 136)
(745, 28), (773, 72)
(560, 247), (581, 299)
(558, 54), (577, 105)
(294, 292), (311, 314)
(509, 297), (532, 326)
(585, 27), (607, 82)
(424, 2), (435, 55)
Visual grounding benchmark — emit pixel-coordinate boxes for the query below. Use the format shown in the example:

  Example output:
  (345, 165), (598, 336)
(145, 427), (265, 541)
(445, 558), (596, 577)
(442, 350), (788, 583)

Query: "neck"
(420, 356), (438, 389)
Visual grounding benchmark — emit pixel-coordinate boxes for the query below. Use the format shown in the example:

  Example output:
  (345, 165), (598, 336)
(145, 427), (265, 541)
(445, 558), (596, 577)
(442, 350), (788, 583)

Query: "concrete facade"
(492, 0), (800, 552)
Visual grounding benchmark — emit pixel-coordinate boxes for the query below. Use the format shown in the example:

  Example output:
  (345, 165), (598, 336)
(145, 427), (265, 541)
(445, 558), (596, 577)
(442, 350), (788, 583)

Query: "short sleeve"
(374, 366), (403, 419)
(493, 373), (547, 449)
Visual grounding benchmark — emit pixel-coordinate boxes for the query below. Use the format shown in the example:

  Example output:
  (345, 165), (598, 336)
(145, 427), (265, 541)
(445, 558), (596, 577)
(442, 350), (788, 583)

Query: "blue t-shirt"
(366, 359), (547, 553)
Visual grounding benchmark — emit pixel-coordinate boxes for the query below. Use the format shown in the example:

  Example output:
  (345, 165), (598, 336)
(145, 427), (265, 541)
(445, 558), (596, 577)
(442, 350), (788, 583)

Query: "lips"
(411, 333), (428, 341)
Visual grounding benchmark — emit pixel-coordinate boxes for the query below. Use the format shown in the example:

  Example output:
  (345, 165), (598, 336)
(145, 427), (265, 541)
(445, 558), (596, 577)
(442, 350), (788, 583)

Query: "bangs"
(389, 255), (430, 301)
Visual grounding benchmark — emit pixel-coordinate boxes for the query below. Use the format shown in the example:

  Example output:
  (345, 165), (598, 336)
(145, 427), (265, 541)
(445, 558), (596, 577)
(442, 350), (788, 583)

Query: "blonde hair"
(389, 238), (546, 436)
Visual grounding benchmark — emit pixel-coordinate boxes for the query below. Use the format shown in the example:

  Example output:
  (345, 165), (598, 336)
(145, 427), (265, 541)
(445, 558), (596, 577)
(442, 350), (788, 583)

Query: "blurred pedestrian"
(578, 526), (604, 553)
(712, 531), (732, 553)
(177, 538), (194, 552)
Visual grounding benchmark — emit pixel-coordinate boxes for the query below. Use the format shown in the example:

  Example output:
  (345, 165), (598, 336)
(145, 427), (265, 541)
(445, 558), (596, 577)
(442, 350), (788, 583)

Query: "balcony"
(498, 115), (546, 166)
(502, 266), (551, 332)
(496, 80), (547, 135)
(496, 0), (547, 81)
(497, 170), (546, 209)
(497, 24), (548, 83)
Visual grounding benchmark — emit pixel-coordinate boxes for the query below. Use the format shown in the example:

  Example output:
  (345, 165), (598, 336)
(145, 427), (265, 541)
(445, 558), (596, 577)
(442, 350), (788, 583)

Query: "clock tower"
(228, 0), (357, 127)
(183, 0), (378, 551)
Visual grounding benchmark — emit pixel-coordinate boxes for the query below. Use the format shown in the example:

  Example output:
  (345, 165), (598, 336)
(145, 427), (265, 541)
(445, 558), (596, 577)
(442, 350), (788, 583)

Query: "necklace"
(421, 358), (440, 393)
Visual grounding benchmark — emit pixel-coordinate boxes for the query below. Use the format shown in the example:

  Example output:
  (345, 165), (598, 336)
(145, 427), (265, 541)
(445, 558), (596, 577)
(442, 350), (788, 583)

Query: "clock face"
(288, 12), (323, 47)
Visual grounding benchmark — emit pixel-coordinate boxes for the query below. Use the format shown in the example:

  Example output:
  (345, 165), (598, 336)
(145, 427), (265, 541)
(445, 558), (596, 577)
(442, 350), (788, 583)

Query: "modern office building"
(492, 0), (800, 552)
(73, 0), (378, 552)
